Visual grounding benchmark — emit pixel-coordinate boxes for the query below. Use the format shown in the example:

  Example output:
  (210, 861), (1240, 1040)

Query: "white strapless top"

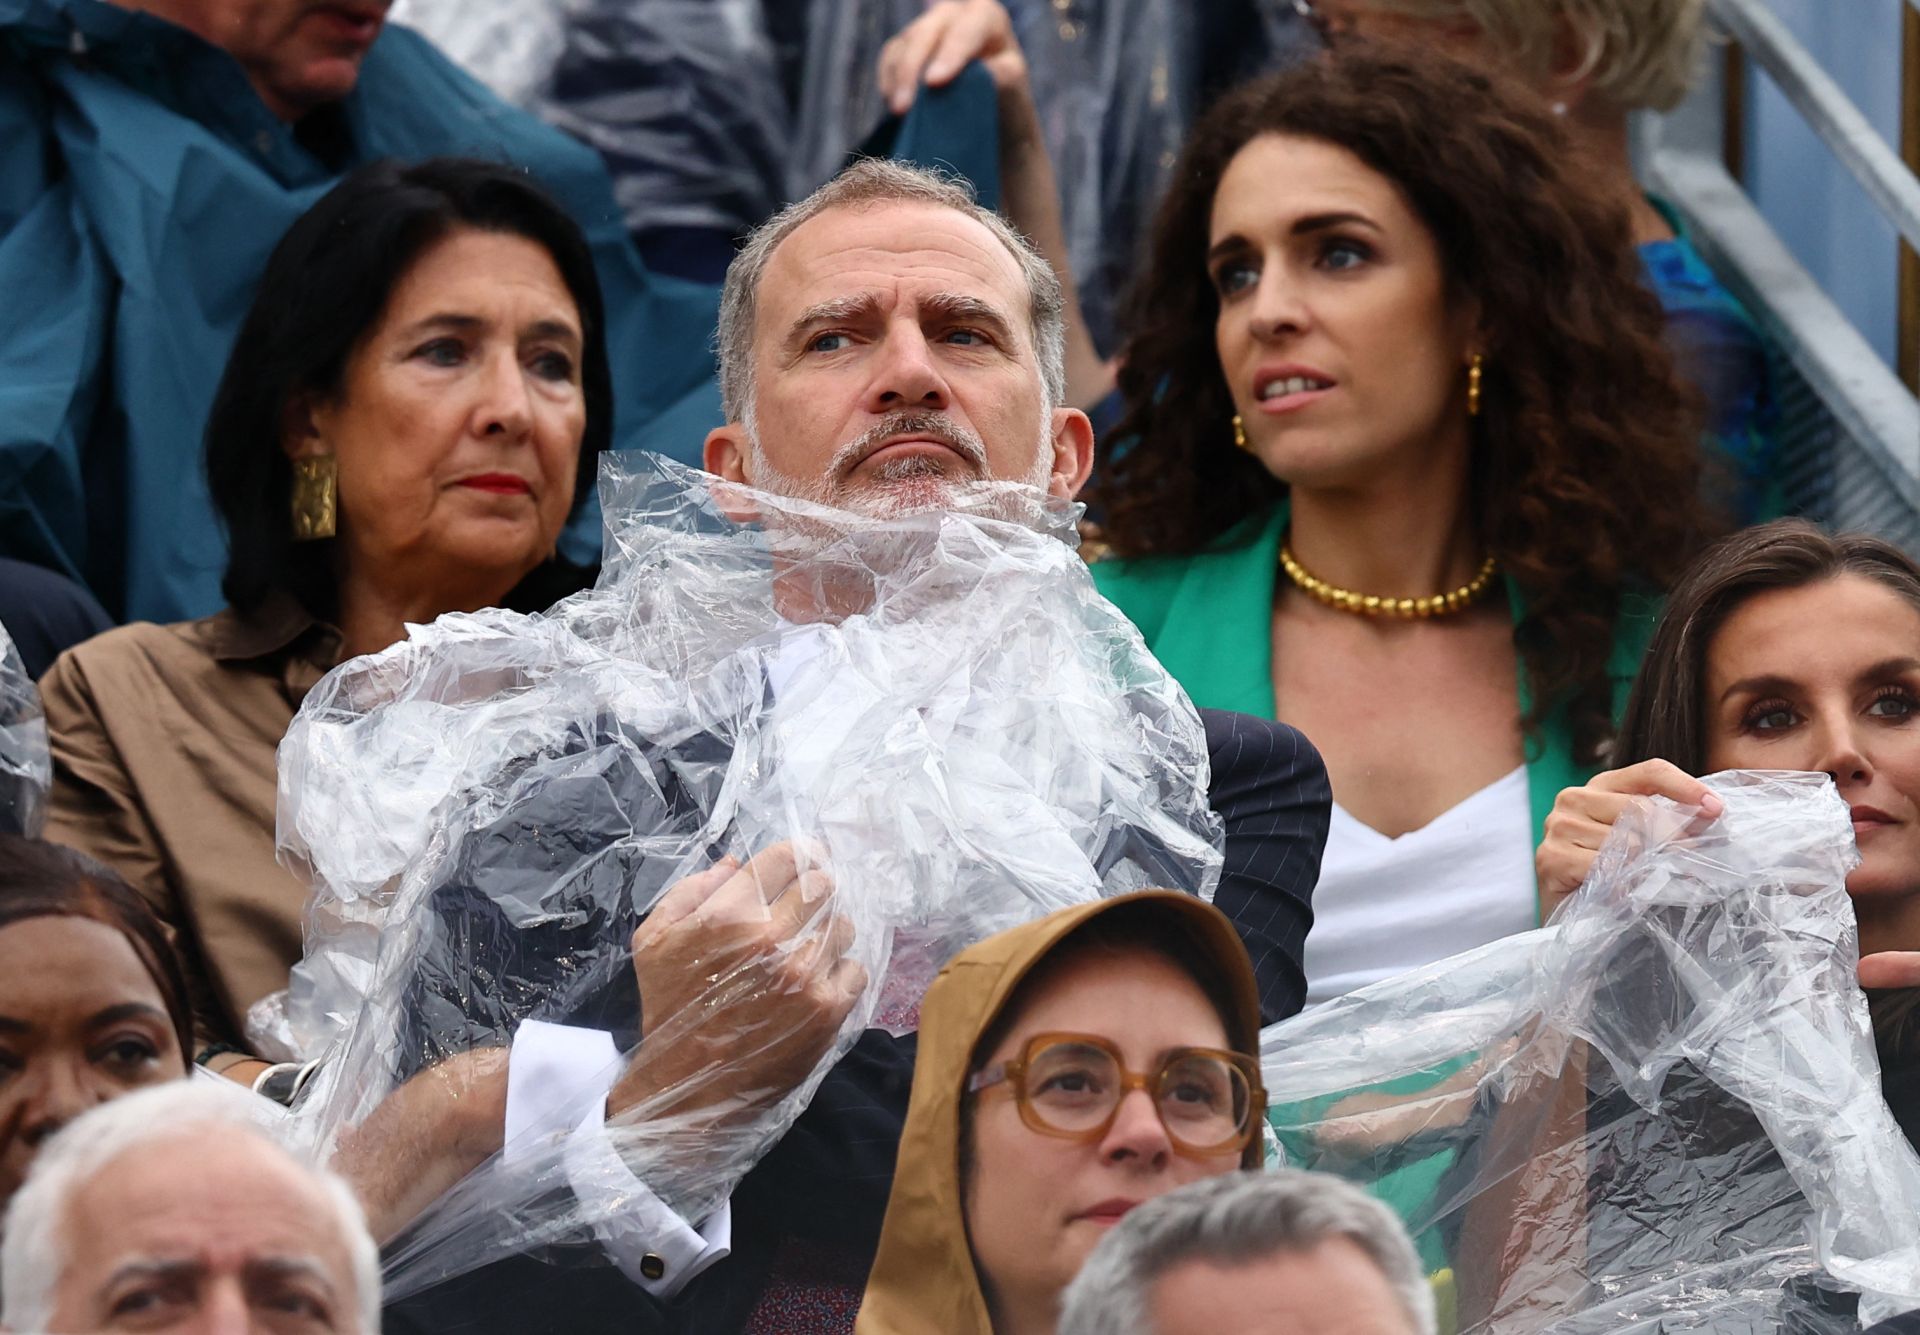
(1303, 765), (1535, 1007)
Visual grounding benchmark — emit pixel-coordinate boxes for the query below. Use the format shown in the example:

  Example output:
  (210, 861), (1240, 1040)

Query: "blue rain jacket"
(0, 0), (720, 621)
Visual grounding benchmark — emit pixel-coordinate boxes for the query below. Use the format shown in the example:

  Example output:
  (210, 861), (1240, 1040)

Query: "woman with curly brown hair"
(1091, 47), (1715, 1004)
(1296, 0), (1779, 523)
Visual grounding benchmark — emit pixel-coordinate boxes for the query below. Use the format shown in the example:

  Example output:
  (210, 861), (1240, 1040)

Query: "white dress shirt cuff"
(504, 1020), (732, 1299)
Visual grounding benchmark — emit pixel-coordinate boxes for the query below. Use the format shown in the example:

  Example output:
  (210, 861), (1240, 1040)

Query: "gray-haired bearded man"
(372, 159), (1331, 1335)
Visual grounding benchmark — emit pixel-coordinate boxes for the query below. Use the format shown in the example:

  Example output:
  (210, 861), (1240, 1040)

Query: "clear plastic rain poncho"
(1263, 771), (1920, 1332)
(266, 455), (1221, 1300)
(0, 620), (49, 837)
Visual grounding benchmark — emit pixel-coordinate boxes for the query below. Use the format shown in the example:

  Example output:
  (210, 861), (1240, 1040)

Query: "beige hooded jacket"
(854, 890), (1265, 1334)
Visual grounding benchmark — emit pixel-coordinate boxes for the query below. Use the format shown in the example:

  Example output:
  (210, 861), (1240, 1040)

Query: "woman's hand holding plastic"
(607, 842), (867, 1133)
(1542, 765), (1920, 996)
(1537, 760), (1723, 910)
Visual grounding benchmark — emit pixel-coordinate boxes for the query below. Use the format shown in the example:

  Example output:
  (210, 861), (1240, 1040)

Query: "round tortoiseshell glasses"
(967, 1032), (1267, 1156)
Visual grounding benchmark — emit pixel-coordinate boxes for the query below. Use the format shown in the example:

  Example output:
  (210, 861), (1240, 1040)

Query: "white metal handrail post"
(1707, 0), (1920, 254)
(1639, 0), (1920, 541)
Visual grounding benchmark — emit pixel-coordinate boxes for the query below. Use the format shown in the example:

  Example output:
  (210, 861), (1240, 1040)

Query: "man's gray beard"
(740, 408), (1054, 521)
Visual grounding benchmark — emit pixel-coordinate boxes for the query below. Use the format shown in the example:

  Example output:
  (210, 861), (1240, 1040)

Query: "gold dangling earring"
(1467, 354), (1484, 419)
(1232, 414), (1250, 452)
(291, 456), (337, 541)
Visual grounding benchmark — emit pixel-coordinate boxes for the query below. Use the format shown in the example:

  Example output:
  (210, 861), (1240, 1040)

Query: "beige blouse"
(39, 597), (342, 1059)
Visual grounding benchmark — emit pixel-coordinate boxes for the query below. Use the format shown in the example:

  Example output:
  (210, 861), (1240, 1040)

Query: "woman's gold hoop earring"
(1467, 354), (1485, 419)
(1232, 414), (1250, 452)
(291, 456), (337, 541)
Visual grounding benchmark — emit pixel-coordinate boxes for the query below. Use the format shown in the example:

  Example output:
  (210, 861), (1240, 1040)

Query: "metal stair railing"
(1709, 0), (1920, 252)
(1640, 0), (1920, 547)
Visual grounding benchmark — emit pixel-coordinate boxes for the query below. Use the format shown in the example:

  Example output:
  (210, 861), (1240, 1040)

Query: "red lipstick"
(458, 473), (532, 495)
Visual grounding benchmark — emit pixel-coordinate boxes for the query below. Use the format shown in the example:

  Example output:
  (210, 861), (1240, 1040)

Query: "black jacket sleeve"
(1198, 708), (1330, 1025)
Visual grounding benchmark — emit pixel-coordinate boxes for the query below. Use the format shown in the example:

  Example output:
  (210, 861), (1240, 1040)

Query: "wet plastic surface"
(1263, 771), (1920, 1331)
(267, 454), (1220, 1298)
(0, 622), (48, 837)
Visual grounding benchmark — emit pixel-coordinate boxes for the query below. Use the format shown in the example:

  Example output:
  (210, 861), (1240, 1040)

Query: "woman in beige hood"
(856, 892), (1267, 1335)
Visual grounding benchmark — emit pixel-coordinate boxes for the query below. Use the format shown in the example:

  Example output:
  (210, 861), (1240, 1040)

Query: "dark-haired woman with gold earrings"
(39, 157), (608, 1074)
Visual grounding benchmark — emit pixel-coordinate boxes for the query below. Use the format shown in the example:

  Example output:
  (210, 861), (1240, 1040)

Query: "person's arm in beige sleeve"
(36, 650), (257, 1079)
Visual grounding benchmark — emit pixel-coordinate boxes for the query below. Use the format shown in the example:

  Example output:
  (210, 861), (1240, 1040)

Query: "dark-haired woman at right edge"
(1091, 47), (1717, 1004)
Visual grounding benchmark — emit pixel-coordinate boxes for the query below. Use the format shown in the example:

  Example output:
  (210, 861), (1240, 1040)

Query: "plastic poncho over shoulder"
(1263, 771), (1920, 1331)
(267, 456), (1226, 1303)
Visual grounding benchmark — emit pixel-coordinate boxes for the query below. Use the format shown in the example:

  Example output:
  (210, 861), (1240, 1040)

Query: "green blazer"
(1091, 505), (1659, 873)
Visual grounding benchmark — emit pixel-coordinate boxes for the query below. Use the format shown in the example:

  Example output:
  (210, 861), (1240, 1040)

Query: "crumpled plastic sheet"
(1261, 771), (1920, 1332)
(0, 621), (49, 838)
(265, 453), (1221, 1299)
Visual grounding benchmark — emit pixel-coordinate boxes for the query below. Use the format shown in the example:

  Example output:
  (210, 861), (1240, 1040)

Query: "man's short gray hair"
(1, 1081), (382, 1335)
(716, 158), (1067, 422)
(1057, 1170), (1437, 1335)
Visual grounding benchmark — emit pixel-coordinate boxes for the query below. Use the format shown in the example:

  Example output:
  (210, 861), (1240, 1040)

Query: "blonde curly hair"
(1362, 0), (1708, 110)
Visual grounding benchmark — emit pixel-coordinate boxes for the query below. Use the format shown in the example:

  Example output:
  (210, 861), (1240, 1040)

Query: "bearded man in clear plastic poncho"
(272, 159), (1332, 1335)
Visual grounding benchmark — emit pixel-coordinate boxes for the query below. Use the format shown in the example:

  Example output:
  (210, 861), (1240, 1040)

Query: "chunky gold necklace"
(1279, 540), (1498, 619)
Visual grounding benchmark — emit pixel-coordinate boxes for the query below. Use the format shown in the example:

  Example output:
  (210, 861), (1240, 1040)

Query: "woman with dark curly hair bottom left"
(1090, 46), (1718, 1005)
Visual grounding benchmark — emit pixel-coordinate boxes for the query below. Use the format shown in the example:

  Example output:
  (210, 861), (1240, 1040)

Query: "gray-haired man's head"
(2, 1081), (381, 1335)
(1057, 1170), (1437, 1335)
(703, 159), (1091, 518)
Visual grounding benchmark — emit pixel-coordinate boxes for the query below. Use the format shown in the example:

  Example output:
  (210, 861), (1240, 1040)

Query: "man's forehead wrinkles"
(787, 254), (1017, 307)
(79, 1161), (344, 1257)
(797, 198), (1014, 253)
(793, 229), (1013, 273)
(781, 215), (1023, 290)
(787, 282), (1018, 323)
